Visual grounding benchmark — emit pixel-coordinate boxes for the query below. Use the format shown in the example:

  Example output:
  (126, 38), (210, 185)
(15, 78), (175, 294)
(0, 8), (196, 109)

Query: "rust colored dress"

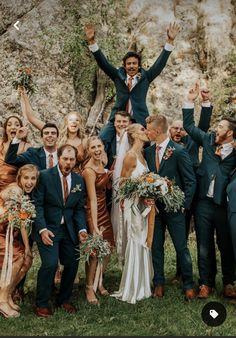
(0, 218), (24, 267)
(82, 168), (114, 247)
(0, 141), (30, 192)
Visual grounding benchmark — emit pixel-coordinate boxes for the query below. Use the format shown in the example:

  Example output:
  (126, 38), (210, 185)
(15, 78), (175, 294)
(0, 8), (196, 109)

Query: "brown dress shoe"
(198, 285), (213, 299)
(184, 288), (197, 300)
(153, 286), (164, 298)
(59, 303), (77, 314)
(223, 284), (236, 298)
(34, 306), (53, 318)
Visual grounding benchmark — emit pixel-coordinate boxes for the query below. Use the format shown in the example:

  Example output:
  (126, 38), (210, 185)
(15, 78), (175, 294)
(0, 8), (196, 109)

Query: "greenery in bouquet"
(116, 172), (185, 213)
(12, 67), (36, 95)
(80, 232), (111, 264)
(0, 194), (36, 235)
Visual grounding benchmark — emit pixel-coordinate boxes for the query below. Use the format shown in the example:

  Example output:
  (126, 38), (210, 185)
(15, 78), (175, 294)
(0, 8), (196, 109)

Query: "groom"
(144, 115), (197, 300)
(32, 144), (87, 317)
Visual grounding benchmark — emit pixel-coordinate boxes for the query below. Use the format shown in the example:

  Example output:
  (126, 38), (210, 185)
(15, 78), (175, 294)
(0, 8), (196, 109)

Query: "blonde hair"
(86, 136), (104, 152)
(0, 183), (23, 203)
(58, 111), (85, 146)
(146, 115), (168, 133)
(16, 164), (40, 188)
(126, 123), (142, 146)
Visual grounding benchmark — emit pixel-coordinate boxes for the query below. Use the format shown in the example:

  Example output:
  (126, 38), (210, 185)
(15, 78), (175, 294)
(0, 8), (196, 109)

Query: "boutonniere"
(71, 184), (82, 193)
(136, 72), (141, 80)
(163, 146), (175, 160)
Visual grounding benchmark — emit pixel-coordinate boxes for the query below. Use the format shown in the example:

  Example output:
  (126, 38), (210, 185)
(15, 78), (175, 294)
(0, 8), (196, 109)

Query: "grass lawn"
(0, 233), (235, 336)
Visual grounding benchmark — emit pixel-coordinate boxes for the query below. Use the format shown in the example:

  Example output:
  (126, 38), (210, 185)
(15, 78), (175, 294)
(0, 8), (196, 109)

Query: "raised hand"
(187, 81), (200, 102)
(84, 24), (96, 44)
(16, 126), (28, 140)
(200, 87), (210, 102)
(167, 22), (181, 43)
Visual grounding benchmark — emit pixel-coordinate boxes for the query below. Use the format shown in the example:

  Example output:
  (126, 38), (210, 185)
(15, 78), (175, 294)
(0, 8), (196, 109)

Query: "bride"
(111, 124), (153, 304)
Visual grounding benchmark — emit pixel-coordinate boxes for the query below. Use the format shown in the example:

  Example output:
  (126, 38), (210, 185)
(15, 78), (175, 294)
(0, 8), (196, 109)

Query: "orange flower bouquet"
(12, 67), (36, 95)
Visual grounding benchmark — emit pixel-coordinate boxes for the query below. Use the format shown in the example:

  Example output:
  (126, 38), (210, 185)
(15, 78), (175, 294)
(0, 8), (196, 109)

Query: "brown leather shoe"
(223, 284), (236, 298)
(34, 306), (53, 318)
(198, 285), (213, 299)
(184, 288), (197, 300)
(59, 303), (77, 314)
(153, 286), (164, 298)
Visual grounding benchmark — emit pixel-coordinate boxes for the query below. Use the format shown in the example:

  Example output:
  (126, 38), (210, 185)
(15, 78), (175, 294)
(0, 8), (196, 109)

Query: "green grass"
(1, 234), (236, 336)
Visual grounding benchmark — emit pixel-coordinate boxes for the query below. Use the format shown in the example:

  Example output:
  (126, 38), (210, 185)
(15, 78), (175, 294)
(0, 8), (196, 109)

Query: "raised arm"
(84, 24), (117, 80)
(18, 86), (45, 131)
(147, 22), (180, 82)
(198, 88), (213, 132)
(182, 82), (207, 146)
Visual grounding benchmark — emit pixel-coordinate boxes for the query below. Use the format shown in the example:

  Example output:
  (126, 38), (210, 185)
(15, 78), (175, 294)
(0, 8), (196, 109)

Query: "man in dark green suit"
(227, 168), (236, 261)
(183, 82), (236, 299)
(5, 123), (59, 170)
(32, 145), (87, 317)
(169, 90), (213, 282)
(144, 115), (197, 300)
(85, 22), (180, 143)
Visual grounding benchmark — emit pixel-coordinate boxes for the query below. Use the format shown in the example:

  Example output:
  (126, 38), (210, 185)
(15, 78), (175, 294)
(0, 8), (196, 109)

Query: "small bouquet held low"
(115, 172), (185, 248)
(80, 229), (111, 292)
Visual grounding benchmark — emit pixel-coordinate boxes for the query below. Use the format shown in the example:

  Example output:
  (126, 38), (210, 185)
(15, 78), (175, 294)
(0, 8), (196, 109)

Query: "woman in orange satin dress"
(82, 136), (114, 305)
(0, 115), (30, 192)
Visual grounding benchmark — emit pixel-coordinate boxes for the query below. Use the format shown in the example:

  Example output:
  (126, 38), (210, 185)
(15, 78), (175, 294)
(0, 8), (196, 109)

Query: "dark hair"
(122, 51), (141, 67)
(57, 144), (78, 159)
(221, 116), (236, 138)
(114, 111), (132, 120)
(2, 115), (24, 143)
(41, 123), (59, 137)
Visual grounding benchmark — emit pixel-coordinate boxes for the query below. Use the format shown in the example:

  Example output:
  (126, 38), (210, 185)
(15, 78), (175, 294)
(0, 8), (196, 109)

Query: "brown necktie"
(62, 175), (69, 203)
(48, 153), (54, 168)
(126, 77), (133, 112)
(215, 145), (223, 158)
(156, 145), (161, 172)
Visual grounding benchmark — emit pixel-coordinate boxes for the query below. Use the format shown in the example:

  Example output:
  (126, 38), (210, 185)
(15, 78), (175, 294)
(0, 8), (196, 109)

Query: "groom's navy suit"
(183, 107), (236, 287)
(32, 166), (86, 308)
(144, 139), (196, 290)
(90, 45), (173, 142)
(227, 169), (236, 260)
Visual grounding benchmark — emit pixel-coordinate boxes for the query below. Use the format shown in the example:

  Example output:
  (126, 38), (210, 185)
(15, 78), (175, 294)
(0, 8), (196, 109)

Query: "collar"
(44, 148), (57, 157)
(157, 137), (170, 149)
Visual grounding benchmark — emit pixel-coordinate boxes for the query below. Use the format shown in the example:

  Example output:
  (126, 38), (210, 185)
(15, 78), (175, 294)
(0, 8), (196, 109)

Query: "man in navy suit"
(85, 22), (180, 143)
(5, 122), (59, 170)
(183, 82), (236, 299)
(32, 144), (87, 317)
(144, 115), (197, 300)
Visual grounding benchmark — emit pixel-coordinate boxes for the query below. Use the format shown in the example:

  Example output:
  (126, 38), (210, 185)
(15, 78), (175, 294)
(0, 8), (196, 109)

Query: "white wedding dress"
(111, 158), (153, 304)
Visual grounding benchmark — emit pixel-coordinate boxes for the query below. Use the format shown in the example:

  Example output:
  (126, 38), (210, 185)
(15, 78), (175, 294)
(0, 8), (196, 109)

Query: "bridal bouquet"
(12, 67), (36, 95)
(116, 172), (185, 213)
(79, 232), (111, 264)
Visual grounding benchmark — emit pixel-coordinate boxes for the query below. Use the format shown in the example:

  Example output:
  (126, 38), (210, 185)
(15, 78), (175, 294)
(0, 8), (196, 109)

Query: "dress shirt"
(156, 137), (170, 163)
(44, 148), (58, 169)
(116, 134), (121, 154)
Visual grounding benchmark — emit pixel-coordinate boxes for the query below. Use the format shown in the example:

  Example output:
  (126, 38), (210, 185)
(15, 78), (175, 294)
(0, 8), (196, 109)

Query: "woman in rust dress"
(0, 115), (30, 192)
(82, 136), (114, 305)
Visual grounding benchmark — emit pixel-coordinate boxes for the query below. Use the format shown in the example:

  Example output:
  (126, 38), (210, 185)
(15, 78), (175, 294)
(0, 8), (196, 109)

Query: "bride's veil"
(111, 130), (130, 266)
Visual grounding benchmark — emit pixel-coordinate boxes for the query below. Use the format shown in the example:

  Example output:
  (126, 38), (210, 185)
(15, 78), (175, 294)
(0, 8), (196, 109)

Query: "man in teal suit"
(144, 115), (197, 300)
(85, 22), (180, 142)
(183, 82), (236, 299)
(32, 144), (87, 317)
(5, 122), (59, 170)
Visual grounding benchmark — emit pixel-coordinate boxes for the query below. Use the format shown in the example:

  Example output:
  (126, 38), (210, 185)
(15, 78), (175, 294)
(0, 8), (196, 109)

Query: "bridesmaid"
(0, 115), (30, 191)
(82, 136), (114, 305)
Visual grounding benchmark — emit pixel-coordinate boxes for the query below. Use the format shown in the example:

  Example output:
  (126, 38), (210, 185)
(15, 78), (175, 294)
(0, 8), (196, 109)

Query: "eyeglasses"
(171, 127), (184, 132)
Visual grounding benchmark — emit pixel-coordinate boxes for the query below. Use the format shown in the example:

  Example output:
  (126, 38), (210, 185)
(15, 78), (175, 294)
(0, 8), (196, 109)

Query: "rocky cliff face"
(0, 0), (235, 142)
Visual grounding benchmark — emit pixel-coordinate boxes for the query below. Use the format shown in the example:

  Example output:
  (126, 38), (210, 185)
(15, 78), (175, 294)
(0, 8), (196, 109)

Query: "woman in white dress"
(111, 124), (153, 304)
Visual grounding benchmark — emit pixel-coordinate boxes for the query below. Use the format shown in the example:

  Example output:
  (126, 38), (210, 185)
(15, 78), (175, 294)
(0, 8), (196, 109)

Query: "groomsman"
(183, 82), (236, 299)
(169, 89), (213, 282)
(144, 115), (197, 300)
(227, 167), (236, 262)
(85, 22), (180, 143)
(5, 122), (59, 170)
(32, 144), (87, 317)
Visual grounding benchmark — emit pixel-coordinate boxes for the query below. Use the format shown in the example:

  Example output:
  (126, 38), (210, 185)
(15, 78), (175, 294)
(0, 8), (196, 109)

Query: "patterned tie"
(156, 145), (161, 172)
(126, 76), (133, 112)
(62, 175), (69, 203)
(48, 153), (54, 168)
(215, 145), (223, 158)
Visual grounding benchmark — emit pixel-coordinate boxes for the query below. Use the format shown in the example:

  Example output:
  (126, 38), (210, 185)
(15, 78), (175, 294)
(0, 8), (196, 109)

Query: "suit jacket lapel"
(52, 167), (64, 205)
(159, 140), (175, 173)
(66, 173), (77, 205)
(146, 144), (157, 173)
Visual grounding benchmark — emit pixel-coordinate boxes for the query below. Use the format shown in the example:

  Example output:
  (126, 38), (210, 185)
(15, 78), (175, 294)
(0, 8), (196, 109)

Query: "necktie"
(62, 175), (69, 203)
(156, 145), (161, 172)
(48, 153), (54, 168)
(126, 77), (133, 112)
(215, 145), (223, 158)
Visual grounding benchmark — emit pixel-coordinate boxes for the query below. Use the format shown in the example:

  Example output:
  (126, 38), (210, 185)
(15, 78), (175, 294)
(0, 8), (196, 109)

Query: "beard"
(215, 131), (229, 144)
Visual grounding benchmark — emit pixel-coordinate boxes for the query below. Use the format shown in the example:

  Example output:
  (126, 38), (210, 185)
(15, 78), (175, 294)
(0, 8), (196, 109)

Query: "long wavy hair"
(126, 123), (142, 146)
(0, 115), (26, 154)
(57, 111), (85, 147)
